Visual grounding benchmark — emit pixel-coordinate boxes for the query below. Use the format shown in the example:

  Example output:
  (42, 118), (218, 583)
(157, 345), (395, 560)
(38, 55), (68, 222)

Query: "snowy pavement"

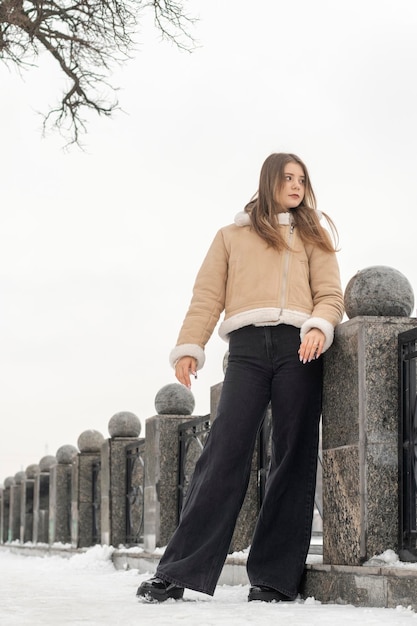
(1, 545), (417, 625)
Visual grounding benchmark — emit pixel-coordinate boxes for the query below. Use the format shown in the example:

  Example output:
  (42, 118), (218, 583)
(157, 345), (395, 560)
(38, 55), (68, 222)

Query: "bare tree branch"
(0, 0), (196, 145)
(149, 0), (195, 51)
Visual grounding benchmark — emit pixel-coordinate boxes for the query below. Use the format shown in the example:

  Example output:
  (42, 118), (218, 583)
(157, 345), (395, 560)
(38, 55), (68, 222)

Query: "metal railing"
(398, 327), (417, 561)
(177, 416), (211, 521)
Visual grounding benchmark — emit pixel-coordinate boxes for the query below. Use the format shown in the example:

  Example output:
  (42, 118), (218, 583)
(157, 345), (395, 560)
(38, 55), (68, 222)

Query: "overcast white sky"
(1, 0), (417, 482)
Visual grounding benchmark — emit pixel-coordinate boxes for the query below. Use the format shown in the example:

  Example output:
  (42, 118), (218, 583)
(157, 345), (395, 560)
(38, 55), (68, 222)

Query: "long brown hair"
(244, 153), (338, 252)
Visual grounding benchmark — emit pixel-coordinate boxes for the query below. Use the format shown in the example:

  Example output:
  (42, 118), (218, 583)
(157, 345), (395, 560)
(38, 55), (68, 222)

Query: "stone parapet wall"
(322, 316), (417, 565)
(1, 258), (417, 612)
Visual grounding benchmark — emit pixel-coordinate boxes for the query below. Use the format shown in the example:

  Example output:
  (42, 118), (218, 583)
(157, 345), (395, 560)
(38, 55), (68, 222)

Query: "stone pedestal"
(101, 436), (140, 547)
(72, 430), (105, 548)
(101, 412), (141, 547)
(125, 439), (145, 546)
(1, 479), (14, 543)
(20, 479), (35, 543)
(49, 464), (73, 544)
(144, 414), (195, 552)
(210, 382), (223, 421)
(9, 473), (25, 542)
(322, 316), (417, 565)
(9, 486), (20, 541)
(71, 451), (102, 548)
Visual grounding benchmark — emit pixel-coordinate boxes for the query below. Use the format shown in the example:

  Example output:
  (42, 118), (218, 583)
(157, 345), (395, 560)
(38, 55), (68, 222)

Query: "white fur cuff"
(169, 344), (206, 370)
(300, 317), (335, 352)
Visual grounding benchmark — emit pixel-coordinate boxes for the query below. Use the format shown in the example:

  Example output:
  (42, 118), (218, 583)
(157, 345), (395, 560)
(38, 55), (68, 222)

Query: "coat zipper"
(279, 220), (295, 315)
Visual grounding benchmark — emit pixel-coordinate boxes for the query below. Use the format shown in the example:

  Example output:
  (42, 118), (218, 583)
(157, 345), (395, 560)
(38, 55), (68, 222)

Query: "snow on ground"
(1, 546), (417, 626)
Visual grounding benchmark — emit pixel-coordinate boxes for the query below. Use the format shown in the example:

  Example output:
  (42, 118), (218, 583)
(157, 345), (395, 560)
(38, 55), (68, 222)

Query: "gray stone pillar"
(210, 380), (223, 420)
(49, 445), (78, 545)
(71, 430), (105, 548)
(144, 383), (195, 552)
(1, 477), (14, 543)
(101, 412), (141, 547)
(322, 265), (416, 565)
(33, 455), (56, 544)
(20, 464), (39, 543)
(9, 471), (25, 542)
(323, 315), (417, 564)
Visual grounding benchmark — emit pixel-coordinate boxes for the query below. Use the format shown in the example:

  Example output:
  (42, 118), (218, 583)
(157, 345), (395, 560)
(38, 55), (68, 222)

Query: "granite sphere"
(4, 476), (15, 488)
(25, 464), (40, 479)
(39, 455), (57, 472)
(56, 444), (78, 464)
(14, 470), (26, 484)
(154, 383), (195, 415)
(108, 411), (141, 438)
(344, 266), (414, 319)
(77, 429), (105, 452)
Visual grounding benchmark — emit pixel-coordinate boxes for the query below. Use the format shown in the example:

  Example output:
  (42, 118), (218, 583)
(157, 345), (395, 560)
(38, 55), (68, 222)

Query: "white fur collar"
(234, 210), (322, 227)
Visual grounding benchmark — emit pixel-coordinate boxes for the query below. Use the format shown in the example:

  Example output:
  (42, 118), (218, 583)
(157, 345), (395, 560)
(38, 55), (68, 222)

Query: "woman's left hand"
(298, 328), (325, 364)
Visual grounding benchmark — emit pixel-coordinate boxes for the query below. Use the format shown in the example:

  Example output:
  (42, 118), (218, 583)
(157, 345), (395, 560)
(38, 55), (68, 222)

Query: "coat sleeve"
(300, 242), (345, 352)
(169, 229), (229, 369)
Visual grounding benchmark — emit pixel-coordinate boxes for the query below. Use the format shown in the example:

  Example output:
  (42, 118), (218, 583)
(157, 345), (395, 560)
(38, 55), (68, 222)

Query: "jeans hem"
(157, 571), (215, 596)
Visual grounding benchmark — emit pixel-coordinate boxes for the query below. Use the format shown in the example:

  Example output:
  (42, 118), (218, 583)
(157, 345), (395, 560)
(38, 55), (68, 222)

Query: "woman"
(137, 152), (344, 603)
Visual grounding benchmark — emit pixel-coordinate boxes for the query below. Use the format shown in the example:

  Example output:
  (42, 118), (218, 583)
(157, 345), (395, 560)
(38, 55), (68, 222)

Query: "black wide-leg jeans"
(157, 324), (323, 598)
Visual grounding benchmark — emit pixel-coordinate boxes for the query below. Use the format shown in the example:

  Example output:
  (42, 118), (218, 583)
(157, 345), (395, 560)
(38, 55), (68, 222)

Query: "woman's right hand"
(175, 356), (198, 389)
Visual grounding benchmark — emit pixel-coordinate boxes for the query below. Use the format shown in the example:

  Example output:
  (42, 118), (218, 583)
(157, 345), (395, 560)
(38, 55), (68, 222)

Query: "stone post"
(9, 471), (25, 542)
(33, 455), (56, 544)
(101, 411), (141, 547)
(1, 477), (14, 543)
(144, 383), (196, 552)
(71, 429), (105, 548)
(209, 381), (223, 421)
(322, 265), (416, 565)
(20, 464), (39, 543)
(49, 445), (78, 545)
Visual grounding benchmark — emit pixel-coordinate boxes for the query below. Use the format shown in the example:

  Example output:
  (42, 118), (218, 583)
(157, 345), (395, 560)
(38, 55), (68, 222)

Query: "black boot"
(248, 585), (291, 602)
(136, 576), (184, 602)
